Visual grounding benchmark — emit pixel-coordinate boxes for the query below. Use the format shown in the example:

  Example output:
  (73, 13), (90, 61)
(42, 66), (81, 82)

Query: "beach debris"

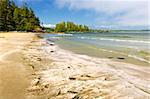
(32, 73), (36, 75)
(0, 36), (5, 38)
(33, 77), (41, 86)
(68, 66), (71, 69)
(37, 57), (42, 61)
(69, 74), (93, 81)
(72, 94), (80, 99)
(49, 43), (54, 46)
(36, 34), (43, 38)
(37, 77), (41, 80)
(50, 51), (54, 53)
(69, 77), (76, 80)
(27, 86), (44, 95)
(28, 64), (35, 69)
(81, 74), (91, 78)
(67, 91), (78, 94)
(117, 57), (125, 60)
(108, 57), (113, 59)
(37, 48), (42, 51)
(30, 41), (38, 43)
(44, 84), (49, 88)
(35, 80), (40, 86)
(57, 90), (61, 96)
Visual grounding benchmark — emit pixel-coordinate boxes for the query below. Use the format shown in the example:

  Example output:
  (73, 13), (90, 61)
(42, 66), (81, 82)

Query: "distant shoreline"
(0, 29), (149, 34)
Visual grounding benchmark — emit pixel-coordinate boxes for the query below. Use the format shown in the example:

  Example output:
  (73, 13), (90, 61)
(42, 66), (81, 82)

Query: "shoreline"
(57, 40), (150, 67)
(27, 34), (150, 98)
(47, 33), (149, 67)
(0, 32), (150, 98)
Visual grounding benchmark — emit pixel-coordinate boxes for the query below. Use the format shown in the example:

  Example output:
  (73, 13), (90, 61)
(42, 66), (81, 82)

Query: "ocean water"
(44, 31), (150, 66)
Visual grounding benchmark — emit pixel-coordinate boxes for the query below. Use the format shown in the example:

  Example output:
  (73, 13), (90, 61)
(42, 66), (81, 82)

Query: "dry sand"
(0, 32), (35, 99)
(0, 32), (150, 99)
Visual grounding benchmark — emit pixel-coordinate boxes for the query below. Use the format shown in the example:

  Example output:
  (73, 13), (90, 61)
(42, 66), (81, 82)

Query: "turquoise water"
(44, 31), (150, 66)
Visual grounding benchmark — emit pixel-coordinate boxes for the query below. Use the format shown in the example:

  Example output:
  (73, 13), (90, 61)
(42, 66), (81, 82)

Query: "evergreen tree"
(55, 21), (66, 32)
(0, 0), (8, 31)
(0, 0), (40, 31)
(6, 0), (15, 31)
(0, 0), (4, 30)
(55, 21), (89, 33)
(13, 7), (20, 30)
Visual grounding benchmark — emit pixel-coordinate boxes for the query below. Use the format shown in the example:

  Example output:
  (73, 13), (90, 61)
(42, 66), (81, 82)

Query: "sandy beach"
(0, 32), (150, 99)
(0, 32), (36, 99)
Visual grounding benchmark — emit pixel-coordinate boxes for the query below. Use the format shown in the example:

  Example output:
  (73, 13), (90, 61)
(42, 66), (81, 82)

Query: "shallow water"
(44, 31), (150, 66)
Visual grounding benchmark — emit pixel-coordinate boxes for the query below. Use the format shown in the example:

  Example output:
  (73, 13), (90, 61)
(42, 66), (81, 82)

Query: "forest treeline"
(55, 21), (89, 32)
(0, 0), (40, 31)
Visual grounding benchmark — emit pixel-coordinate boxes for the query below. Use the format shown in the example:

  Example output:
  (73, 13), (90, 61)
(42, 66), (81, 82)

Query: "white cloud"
(55, 0), (150, 28)
(42, 24), (56, 28)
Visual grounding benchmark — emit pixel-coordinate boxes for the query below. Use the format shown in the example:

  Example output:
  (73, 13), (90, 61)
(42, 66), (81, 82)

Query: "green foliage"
(44, 27), (54, 33)
(0, 0), (40, 31)
(55, 21), (89, 32)
(55, 21), (66, 32)
(0, 0), (8, 31)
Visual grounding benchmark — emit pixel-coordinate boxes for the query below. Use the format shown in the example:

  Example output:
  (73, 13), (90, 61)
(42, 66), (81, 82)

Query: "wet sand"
(0, 32), (150, 99)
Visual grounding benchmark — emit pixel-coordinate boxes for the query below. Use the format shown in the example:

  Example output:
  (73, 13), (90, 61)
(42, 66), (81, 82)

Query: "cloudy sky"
(14, 0), (149, 29)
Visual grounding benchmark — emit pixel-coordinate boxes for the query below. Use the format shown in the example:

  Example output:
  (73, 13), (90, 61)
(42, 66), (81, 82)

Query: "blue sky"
(14, 0), (149, 30)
